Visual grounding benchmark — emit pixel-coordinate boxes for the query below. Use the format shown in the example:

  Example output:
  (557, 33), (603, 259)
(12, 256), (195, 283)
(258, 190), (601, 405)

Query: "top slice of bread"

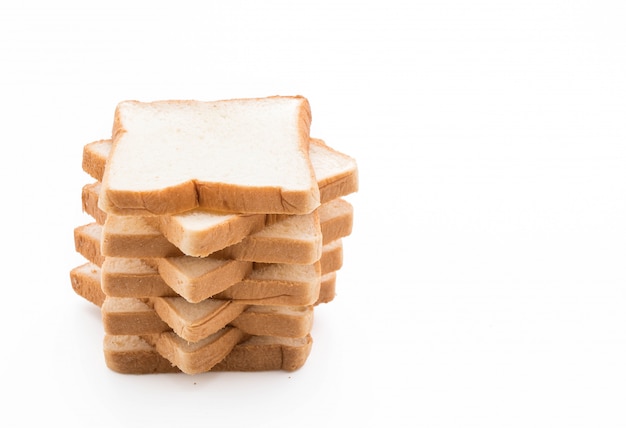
(100, 96), (320, 216)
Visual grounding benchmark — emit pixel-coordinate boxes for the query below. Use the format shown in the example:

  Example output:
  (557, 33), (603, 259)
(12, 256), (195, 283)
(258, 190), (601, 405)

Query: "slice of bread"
(103, 334), (313, 374)
(100, 96), (320, 216)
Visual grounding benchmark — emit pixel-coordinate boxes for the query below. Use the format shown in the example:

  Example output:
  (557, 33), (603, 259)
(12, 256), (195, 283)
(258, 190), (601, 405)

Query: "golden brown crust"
(104, 182), (321, 217)
(316, 272), (337, 305)
(106, 181), (199, 216)
(318, 172), (359, 205)
(81, 183), (107, 225)
(70, 264), (105, 307)
(73, 224), (105, 266)
(320, 240), (343, 274)
(319, 200), (354, 245)
(81, 139), (109, 181)
(279, 336), (314, 371)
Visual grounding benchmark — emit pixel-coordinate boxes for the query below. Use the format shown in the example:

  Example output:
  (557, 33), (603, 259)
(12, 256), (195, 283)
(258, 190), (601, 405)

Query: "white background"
(1, 1), (625, 427)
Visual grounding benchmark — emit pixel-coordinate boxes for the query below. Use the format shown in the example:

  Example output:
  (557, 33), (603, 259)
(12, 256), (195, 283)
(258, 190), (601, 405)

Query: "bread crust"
(320, 240), (343, 274)
(73, 224), (105, 266)
(317, 272), (337, 305)
(81, 139), (109, 181)
(70, 263), (105, 307)
(82, 183), (106, 225)
(310, 138), (359, 204)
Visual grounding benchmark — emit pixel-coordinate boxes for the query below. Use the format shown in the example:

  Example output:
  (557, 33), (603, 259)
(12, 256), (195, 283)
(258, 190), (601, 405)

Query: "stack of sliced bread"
(70, 96), (358, 374)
